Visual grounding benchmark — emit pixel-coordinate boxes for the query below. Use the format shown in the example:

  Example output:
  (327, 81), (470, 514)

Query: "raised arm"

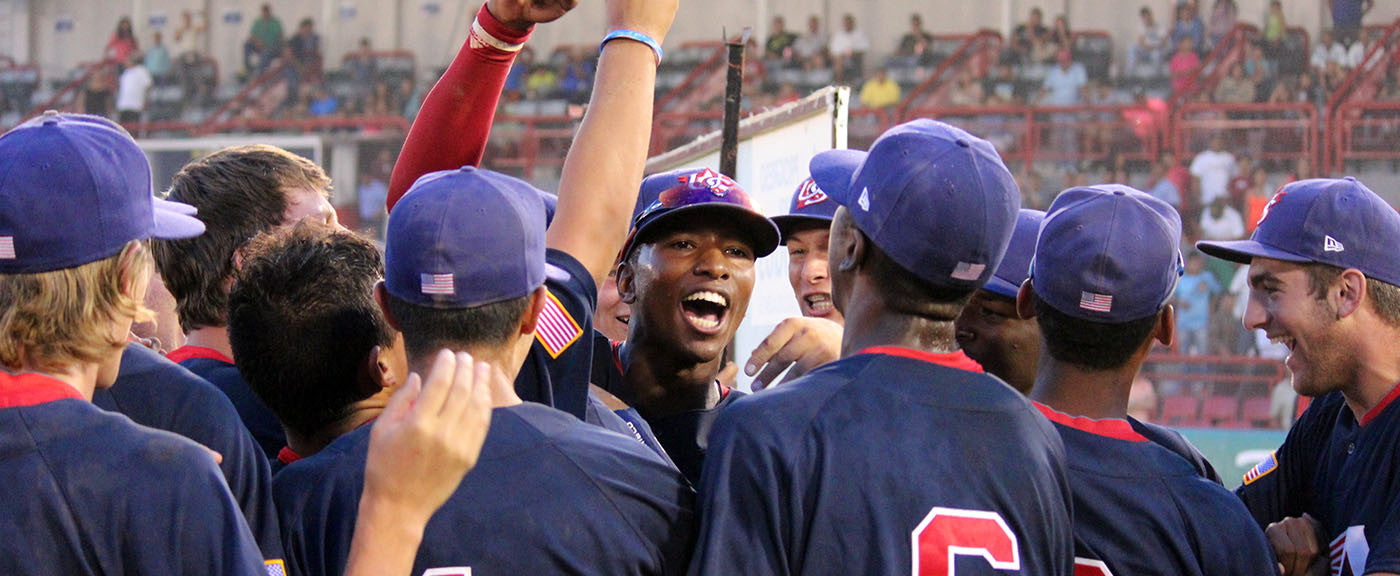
(386, 0), (577, 212)
(546, 0), (678, 286)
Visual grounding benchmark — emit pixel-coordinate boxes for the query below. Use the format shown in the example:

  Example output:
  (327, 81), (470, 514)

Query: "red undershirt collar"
(1361, 381), (1400, 427)
(858, 346), (984, 373)
(0, 372), (85, 408)
(277, 446), (302, 466)
(166, 345), (233, 365)
(1033, 402), (1149, 442)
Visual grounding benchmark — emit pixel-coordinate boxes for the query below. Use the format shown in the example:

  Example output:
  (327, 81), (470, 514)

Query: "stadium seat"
(1160, 395), (1201, 427)
(1242, 397), (1273, 428)
(1201, 395), (1239, 427)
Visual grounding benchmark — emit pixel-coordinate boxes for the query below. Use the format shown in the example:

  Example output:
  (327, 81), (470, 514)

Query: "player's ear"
(830, 209), (862, 273)
(374, 281), (403, 332)
(1333, 269), (1366, 319)
(360, 345), (393, 395)
(1154, 304), (1176, 348)
(518, 286), (549, 336)
(1016, 281), (1037, 320)
(616, 258), (638, 304)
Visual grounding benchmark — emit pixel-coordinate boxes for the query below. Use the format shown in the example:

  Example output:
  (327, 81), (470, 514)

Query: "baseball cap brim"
(151, 202), (206, 239)
(772, 214), (833, 244)
(810, 149), (867, 201)
(631, 203), (780, 258)
(154, 197), (198, 216)
(981, 276), (1022, 300)
(1196, 239), (1312, 266)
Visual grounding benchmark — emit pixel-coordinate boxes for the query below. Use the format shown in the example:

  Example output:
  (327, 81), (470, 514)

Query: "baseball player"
(1020, 184), (1275, 575)
(152, 144), (337, 459)
(1198, 177), (1400, 576)
(276, 167), (693, 576)
(691, 119), (1075, 575)
(0, 112), (272, 575)
(771, 157), (852, 324)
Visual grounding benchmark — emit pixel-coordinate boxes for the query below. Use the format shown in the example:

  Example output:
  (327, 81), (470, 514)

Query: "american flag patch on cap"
(534, 290), (582, 358)
(951, 261), (985, 281)
(1242, 451), (1277, 485)
(421, 273), (455, 295)
(0, 236), (14, 259)
(264, 560), (287, 576)
(1079, 291), (1113, 313)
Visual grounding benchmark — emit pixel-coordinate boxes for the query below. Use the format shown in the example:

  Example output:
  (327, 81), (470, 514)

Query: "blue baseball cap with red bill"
(772, 149), (862, 243)
(818, 118), (1021, 291)
(1031, 185), (1184, 323)
(621, 167), (780, 259)
(384, 166), (547, 308)
(0, 112), (205, 274)
(982, 209), (1047, 300)
(1197, 177), (1400, 288)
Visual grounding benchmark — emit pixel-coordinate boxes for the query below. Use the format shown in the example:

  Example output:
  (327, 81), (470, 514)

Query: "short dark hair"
(228, 222), (391, 438)
(861, 230), (973, 321)
(1304, 262), (1400, 328)
(153, 145), (330, 332)
(1032, 291), (1159, 370)
(385, 293), (531, 360)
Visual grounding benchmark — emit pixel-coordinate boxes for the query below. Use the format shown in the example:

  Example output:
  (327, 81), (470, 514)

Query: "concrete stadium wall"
(7, 0), (1400, 86)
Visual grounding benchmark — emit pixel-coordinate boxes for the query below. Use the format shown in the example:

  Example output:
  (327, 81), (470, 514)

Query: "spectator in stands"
(82, 62), (116, 118)
(1169, 36), (1201, 94)
(1048, 15), (1073, 56)
(1207, 0), (1238, 49)
(505, 47), (533, 97)
(244, 3), (284, 77)
(1174, 251), (1221, 355)
(558, 51), (593, 104)
(1126, 6), (1169, 75)
(1244, 165), (1271, 232)
(1039, 49), (1087, 106)
(346, 37), (376, 111)
(307, 83), (337, 117)
(145, 32), (171, 79)
(1269, 377), (1297, 429)
(1311, 29), (1337, 73)
(792, 15), (828, 71)
(775, 82), (800, 105)
(357, 158), (390, 239)
(1329, 33), (1366, 70)
(115, 52), (153, 125)
(1200, 195), (1246, 241)
(1147, 158), (1182, 208)
(1190, 135), (1236, 207)
(1169, 3), (1205, 55)
(1209, 291), (1251, 355)
(288, 18), (323, 84)
(985, 62), (1018, 103)
(174, 11), (208, 104)
(1288, 156), (1314, 181)
(947, 69), (984, 108)
(1261, 1), (1287, 65)
(858, 67), (900, 110)
(399, 76), (422, 122)
(525, 62), (558, 99)
(829, 13), (870, 82)
(1229, 155), (1253, 212)
(1164, 150), (1192, 198)
(1328, 0), (1374, 46)
(766, 16), (798, 62)
(1296, 70), (1324, 106)
(1214, 62), (1256, 103)
(105, 17), (139, 64)
(896, 14), (935, 66)
(1011, 7), (1050, 62)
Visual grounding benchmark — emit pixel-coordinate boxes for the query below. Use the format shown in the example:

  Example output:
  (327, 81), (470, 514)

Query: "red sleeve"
(386, 5), (531, 212)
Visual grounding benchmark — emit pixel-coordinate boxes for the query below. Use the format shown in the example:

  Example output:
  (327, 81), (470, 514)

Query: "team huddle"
(2, 0), (1399, 575)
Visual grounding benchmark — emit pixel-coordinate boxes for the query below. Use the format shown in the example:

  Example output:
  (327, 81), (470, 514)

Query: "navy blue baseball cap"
(982, 209), (1047, 300)
(621, 167), (780, 259)
(821, 119), (1021, 290)
(384, 166), (546, 308)
(772, 149), (861, 243)
(1197, 177), (1400, 288)
(1031, 185), (1184, 323)
(0, 112), (205, 274)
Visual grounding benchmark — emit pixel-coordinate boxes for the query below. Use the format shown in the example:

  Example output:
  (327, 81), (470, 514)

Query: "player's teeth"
(690, 315), (719, 330)
(685, 291), (728, 307)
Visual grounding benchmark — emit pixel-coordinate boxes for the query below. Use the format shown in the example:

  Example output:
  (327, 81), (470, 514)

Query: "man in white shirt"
(828, 13), (870, 81)
(792, 15), (828, 70)
(1127, 6), (1168, 73)
(1199, 196), (1245, 241)
(115, 55), (154, 125)
(1189, 135), (1236, 207)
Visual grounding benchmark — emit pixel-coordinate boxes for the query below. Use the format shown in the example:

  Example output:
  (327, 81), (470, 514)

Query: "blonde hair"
(0, 241), (154, 372)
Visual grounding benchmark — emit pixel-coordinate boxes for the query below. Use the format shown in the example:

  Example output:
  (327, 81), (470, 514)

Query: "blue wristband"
(601, 29), (663, 65)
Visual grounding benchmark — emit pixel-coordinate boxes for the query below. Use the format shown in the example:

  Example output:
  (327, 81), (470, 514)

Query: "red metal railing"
(1334, 100), (1400, 166)
(1325, 18), (1400, 172)
(1175, 101), (1318, 164)
(899, 30), (1002, 119)
(22, 59), (120, 119)
(902, 104), (1162, 168)
(483, 114), (577, 182)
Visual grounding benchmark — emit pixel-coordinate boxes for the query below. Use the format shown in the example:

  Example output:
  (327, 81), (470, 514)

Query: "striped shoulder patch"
(1242, 451), (1278, 486)
(534, 290), (582, 358)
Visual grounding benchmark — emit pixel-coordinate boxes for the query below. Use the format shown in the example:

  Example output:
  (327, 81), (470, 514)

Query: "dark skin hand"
(486, 0), (579, 30)
(1266, 514), (1326, 576)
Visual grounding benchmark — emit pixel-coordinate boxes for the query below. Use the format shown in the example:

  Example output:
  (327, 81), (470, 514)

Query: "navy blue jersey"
(94, 343), (285, 563)
(1036, 403), (1275, 575)
(691, 348), (1074, 575)
(584, 388), (676, 468)
(648, 385), (745, 487)
(1238, 388), (1400, 575)
(169, 345), (286, 459)
(1130, 417), (1223, 484)
(0, 372), (269, 576)
(514, 249), (596, 420)
(275, 402), (695, 576)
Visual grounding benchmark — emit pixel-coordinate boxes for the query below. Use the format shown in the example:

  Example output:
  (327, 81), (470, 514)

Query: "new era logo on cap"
(0, 236), (14, 260)
(421, 273), (455, 295)
(1324, 235), (1345, 252)
(1080, 291), (1114, 313)
(857, 187), (870, 211)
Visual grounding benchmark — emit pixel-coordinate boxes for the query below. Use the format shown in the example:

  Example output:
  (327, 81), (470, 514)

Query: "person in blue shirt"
(1174, 250), (1222, 355)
